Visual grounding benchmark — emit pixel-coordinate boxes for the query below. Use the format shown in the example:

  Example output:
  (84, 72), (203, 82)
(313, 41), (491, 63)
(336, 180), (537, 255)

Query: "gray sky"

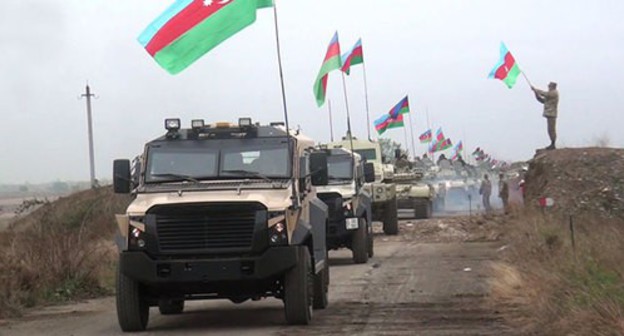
(1, 0), (623, 184)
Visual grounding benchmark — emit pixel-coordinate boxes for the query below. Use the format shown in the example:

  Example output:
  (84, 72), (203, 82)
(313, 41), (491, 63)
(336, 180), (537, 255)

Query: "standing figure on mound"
(532, 82), (560, 150)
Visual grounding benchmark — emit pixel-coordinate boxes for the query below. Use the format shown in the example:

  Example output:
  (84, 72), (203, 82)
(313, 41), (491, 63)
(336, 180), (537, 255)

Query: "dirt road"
(1, 216), (510, 335)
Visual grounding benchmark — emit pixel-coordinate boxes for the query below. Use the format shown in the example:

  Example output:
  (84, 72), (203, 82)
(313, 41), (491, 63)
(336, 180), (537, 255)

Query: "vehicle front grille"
(149, 203), (264, 253)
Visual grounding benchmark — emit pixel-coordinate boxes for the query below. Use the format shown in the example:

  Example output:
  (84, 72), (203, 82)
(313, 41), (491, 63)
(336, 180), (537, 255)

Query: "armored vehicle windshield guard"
(112, 118), (330, 331)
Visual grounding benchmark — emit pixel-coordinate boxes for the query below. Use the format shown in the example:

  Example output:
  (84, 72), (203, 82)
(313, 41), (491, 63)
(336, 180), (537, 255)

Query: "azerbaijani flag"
(435, 128), (445, 142)
(451, 152), (462, 160)
(341, 39), (364, 75)
(419, 129), (432, 143)
(313, 32), (342, 107)
(454, 141), (463, 152)
(488, 42), (521, 89)
(472, 147), (481, 155)
(138, 0), (273, 75)
(388, 96), (410, 118)
(374, 114), (404, 135)
(430, 138), (452, 152)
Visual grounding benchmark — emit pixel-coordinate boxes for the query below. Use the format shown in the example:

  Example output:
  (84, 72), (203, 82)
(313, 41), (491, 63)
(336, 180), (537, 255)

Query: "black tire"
(367, 219), (374, 258)
(116, 266), (149, 332)
(312, 254), (329, 310)
(383, 199), (399, 235)
(413, 199), (433, 219)
(284, 247), (313, 325)
(158, 299), (184, 315)
(352, 218), (369, 264)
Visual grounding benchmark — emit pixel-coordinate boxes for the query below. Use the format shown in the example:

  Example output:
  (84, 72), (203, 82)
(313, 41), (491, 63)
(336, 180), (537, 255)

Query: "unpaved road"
(1, 217), (511, 335)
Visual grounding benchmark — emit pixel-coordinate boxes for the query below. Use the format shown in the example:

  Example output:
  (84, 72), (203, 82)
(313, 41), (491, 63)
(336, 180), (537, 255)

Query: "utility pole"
(80, 84), (97, 189)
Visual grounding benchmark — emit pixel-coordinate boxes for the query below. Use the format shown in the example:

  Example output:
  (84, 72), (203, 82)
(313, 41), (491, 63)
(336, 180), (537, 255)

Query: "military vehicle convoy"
(112, 119), (331, 331)
(394, 169), (435, 219)
(315, 147), (375, 263)
(329, 135), (399, 235)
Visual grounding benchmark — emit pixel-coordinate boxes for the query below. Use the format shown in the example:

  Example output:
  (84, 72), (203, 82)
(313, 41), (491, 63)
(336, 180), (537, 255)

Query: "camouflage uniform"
(533, 83), (560, 149)
(498, 176), (509, 213)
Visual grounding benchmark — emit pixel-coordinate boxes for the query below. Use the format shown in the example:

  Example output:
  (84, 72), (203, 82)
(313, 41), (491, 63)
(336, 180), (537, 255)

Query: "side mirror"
(113, 159), (131, 194)
(309, 152), (328, 186)
(364, 162), (376, 183)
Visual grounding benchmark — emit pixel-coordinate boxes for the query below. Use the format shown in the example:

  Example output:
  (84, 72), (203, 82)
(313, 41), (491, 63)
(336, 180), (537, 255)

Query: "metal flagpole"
(403, 126), (410, 158)
(328, 99), (334, 142)
(362, 61), (372, 140)
(408, 109), (416, 159)
(341, 72), (358, 193)
(272, 1), (298, 206)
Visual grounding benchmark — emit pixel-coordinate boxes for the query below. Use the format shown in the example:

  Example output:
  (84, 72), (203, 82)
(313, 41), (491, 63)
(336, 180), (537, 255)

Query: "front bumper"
(120, 246), (298, 285)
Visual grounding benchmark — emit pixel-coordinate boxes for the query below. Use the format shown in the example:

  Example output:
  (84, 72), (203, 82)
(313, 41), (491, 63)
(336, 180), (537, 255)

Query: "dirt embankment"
(492, 147), (624, 335)
(0, 187), (131, 318)
(524, 147), (624, 219)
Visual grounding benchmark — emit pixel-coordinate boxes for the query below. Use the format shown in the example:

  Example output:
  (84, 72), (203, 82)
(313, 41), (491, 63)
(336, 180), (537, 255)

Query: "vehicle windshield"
(354, 149), (376, 161)
(145, 138), (291, 183)
(327, 155), (353, 181)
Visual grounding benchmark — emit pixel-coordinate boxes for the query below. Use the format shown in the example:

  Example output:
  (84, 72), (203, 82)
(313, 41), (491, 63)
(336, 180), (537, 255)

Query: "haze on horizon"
(0, 0), (622, 184)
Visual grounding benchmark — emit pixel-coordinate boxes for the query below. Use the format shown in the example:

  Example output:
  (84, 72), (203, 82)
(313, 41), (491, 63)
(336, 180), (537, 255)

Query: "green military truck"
(316, 147), (375, 263)
(112, 119), (330, 331)
(329, 135), (399, 235)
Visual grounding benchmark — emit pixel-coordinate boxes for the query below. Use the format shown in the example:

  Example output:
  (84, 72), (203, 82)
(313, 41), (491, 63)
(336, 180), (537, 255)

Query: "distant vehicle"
(112, 119), (330, 331)
(329, 134), (399, 235)
(316, 147), (376, 263)
(394, 168), (435, 219)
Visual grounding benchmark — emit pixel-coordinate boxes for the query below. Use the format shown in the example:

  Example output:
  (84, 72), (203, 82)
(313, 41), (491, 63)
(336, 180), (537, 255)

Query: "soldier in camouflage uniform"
(532, 82), (560, 150)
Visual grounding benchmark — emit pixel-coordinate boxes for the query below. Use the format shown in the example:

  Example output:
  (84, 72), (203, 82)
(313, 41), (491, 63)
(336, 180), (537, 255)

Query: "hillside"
(524, 147), (624, 219)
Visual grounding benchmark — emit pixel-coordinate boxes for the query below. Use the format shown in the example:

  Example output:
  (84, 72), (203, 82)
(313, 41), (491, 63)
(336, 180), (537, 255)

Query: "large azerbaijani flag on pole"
(488, 42), (521, 89)
(313, 32), (342, 107)
(374, 114), (404, 135)
(139, 0), (273, 75)
(341, 38), (363, 75)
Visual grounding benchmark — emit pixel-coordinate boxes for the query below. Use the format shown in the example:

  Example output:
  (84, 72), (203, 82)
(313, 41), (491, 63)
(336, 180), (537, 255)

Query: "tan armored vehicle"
(112, 118), (330, 331)
(316, 147), (375, 263)
(394, 168), (435, 219)
(329, 134), (398, 235)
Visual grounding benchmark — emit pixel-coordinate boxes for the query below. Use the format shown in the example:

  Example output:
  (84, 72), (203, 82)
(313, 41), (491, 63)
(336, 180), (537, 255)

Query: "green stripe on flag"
(314, 54), (342, 106)
(504, 63), (521, 88)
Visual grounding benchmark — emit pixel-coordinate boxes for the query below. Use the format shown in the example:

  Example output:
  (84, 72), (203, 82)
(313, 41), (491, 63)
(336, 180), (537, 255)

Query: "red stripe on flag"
(146, 0), (231, 56)
(324, 43), (341, 62)
(494, 52), (516, 80)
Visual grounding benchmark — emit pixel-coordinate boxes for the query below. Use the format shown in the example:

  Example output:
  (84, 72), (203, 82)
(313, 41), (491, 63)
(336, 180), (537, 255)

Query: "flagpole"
(426, 106), (435, 162)
(521, 71), (532, 87)
(362, 61), (372, 140)
(328, 99), (334, 142)
(403, 126), (410, 159)
(341, 72), (358, 193)
(408, 108), (416, 159)
(272, 1), (297, 206)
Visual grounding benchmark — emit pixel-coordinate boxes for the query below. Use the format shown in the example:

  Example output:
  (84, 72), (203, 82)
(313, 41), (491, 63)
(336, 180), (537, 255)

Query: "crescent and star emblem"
(203, 0), (232, 6)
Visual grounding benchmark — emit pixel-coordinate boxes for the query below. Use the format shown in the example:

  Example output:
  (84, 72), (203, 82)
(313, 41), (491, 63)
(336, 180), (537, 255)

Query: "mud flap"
(309, 198), (328, 273)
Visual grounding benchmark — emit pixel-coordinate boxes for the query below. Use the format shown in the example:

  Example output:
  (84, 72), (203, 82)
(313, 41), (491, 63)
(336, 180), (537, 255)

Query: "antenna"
(272, 1), (298, 207)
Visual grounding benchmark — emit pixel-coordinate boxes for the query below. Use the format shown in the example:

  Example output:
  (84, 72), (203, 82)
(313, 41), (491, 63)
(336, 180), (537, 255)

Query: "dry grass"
(0, 187), (130, 318)
(490, 208), (624, 335)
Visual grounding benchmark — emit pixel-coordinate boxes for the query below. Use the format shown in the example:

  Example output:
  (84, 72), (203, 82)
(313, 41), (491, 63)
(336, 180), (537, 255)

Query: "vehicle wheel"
(158, 299), (184, 315)
(426, 201), (433, 218)
(116, 266), (149, 332)
(284, 247), (313, 325)
(313, 252), (329, 310)
(413, 199), (431, 219)
(367, 220), (374, 258)
(352, 218), (369, 264)
(383, 199), (399, 235)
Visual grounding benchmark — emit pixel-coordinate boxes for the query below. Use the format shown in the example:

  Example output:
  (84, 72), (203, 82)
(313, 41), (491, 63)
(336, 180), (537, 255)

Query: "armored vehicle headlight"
(269, 223), (288, 246)
(191, 119), (205, 129)
(165, 118), (181, 131)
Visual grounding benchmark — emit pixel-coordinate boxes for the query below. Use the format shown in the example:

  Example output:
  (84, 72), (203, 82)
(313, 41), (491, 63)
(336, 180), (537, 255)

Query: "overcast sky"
(1, 0), (622, 184)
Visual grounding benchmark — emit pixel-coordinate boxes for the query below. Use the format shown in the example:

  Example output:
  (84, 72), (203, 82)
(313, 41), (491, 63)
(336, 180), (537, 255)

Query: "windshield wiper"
(328, 175), (352, 181)
(151, 173), (202, 184)
(221, 170), (273, 182)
